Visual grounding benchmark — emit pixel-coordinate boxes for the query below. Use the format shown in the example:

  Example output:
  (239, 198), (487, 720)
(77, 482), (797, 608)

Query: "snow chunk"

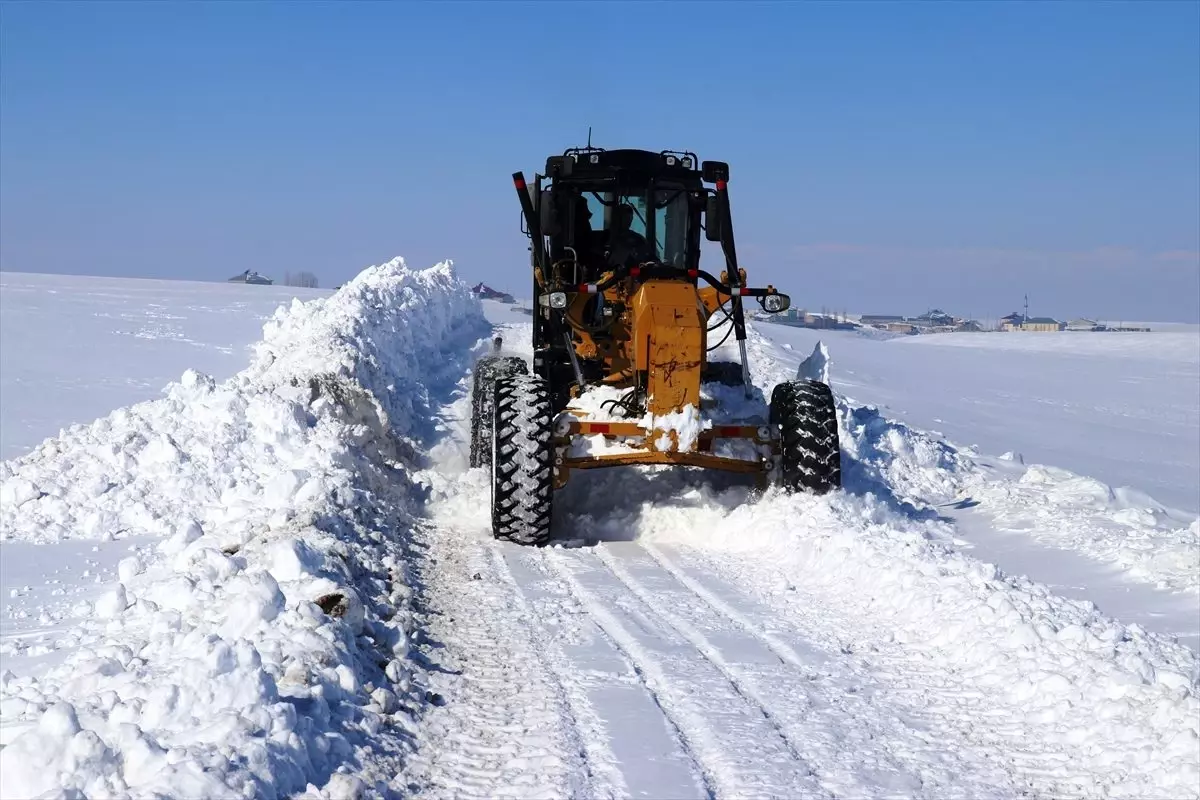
(640, 404), (711, 453)
(796, 340), (830, 384)
(95, 584), (129, 618)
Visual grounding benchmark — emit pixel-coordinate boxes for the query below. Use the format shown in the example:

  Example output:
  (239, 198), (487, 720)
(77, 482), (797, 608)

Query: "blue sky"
(2, 1), (1197, 322)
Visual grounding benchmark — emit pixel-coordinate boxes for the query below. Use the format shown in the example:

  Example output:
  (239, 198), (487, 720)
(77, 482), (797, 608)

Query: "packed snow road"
(1, 260), (1196, 799)
(400, 304), (1198, 800)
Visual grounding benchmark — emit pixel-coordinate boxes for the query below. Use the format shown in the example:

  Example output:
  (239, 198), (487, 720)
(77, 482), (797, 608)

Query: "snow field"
(893, 328), (1200, 361)
(746, 326), (1200, 599)
(0, 271), (331, 461)
(414, 314), (1199, 799)
(0, 271), (1196, 799)
(0, 258), (489, 798)
(756, 320), (1200, 516)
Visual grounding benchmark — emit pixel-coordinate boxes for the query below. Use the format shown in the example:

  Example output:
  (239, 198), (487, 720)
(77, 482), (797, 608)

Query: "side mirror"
(702, 160), (729, 183)
(539, 189), (560, 236)
(705, 195), (724, 242)
(545, 155), (574, 178)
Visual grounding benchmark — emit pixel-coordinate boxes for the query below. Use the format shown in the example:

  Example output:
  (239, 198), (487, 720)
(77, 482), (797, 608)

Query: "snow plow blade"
(552, 417), (771, 486)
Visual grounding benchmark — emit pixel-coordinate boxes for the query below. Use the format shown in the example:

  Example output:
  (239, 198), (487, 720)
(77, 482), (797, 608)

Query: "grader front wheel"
(491, 374), (555, 545)
(770, 379), (842, 494)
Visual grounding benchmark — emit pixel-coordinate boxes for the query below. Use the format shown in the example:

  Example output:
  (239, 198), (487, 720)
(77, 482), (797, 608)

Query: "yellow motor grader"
(470, 145), (841, 544)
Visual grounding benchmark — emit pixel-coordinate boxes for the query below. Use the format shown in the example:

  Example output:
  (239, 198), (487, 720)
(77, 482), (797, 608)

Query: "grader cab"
(471, 145), (842, 545)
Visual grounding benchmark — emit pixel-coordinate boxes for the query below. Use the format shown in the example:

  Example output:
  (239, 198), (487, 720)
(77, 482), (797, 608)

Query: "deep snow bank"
(749, 334), (1200, 797)
(0, 258), (488, 797)
(746, 328), (1200, 595)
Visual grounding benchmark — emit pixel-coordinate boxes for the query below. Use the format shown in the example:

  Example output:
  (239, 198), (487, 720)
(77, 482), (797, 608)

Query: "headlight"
(538, 291), (569, 309)
(762, 293), (790, 313)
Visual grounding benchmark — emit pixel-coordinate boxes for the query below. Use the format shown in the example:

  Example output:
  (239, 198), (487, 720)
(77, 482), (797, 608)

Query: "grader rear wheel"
(469, 356), (528, 468)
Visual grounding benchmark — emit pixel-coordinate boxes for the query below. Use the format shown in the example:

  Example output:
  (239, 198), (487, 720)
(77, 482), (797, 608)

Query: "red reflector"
(578, 283), (588, 292)
(716, 180), (727, 191)
(630, 266), (641, 277)
(687, 269), (699, 278)
(514, 177), (526, 190)
(716, 426), (741, 437)
(591, 423), (611, 434)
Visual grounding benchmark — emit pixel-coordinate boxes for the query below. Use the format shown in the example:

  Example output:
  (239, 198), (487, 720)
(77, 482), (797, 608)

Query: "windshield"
(580, 186), (690, 266)
(653, 188), (688, 267)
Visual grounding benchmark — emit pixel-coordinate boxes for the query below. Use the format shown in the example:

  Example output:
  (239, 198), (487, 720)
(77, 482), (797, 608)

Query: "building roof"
(228, 270), (272, 284)
(1001, 312), (1024, 321)
(860, 314), (905, 322)
(1023, 317), (1060, 325)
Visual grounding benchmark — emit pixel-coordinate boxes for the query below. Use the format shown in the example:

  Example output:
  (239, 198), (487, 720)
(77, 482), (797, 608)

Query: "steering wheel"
(607, 228), (653, 267)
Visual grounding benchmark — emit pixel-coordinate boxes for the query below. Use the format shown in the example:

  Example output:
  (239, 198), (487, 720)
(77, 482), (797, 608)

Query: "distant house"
(999, 312), (1025, 331)
(472, 282), (515, 304)
(1021, 317), (1065, 332)
(860, 314), (906, 328)
(956, 320), (983, 332)
(228, 270), (273, 285)
(915, 308), (957, 327)
(1066, 318), (1102, 332)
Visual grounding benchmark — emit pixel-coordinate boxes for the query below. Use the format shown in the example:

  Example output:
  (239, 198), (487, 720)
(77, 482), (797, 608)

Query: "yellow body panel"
(546, 262), (760, 419)
(630, 280), (706, 414)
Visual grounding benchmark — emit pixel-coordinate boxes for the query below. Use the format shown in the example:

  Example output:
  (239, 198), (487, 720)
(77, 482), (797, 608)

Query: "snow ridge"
(751, 328), (1200, 596)
(0, 258), (488, 798)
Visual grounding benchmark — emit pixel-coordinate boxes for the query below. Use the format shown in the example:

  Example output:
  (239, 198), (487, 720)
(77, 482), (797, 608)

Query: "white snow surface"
(744, 327), (1200, 602)
(0, 258), (488, 797)
(401, 308), (1199, 800)
(1, 270), (1197, 799)
(763, 321), (1200, 515)
(0, 271), (331, 462)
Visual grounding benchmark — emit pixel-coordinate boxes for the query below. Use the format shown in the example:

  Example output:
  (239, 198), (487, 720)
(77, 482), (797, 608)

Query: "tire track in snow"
(630, 541), (1022, 798)
(483, 541), (631, 800)
(591, 545), (828, 787)
(498, 544), (712, 799)
(543, 545), (828, 799)
(651, 543), (1115, 799)
(640, 541), (813, 666)
(400, 524), (591, 800)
